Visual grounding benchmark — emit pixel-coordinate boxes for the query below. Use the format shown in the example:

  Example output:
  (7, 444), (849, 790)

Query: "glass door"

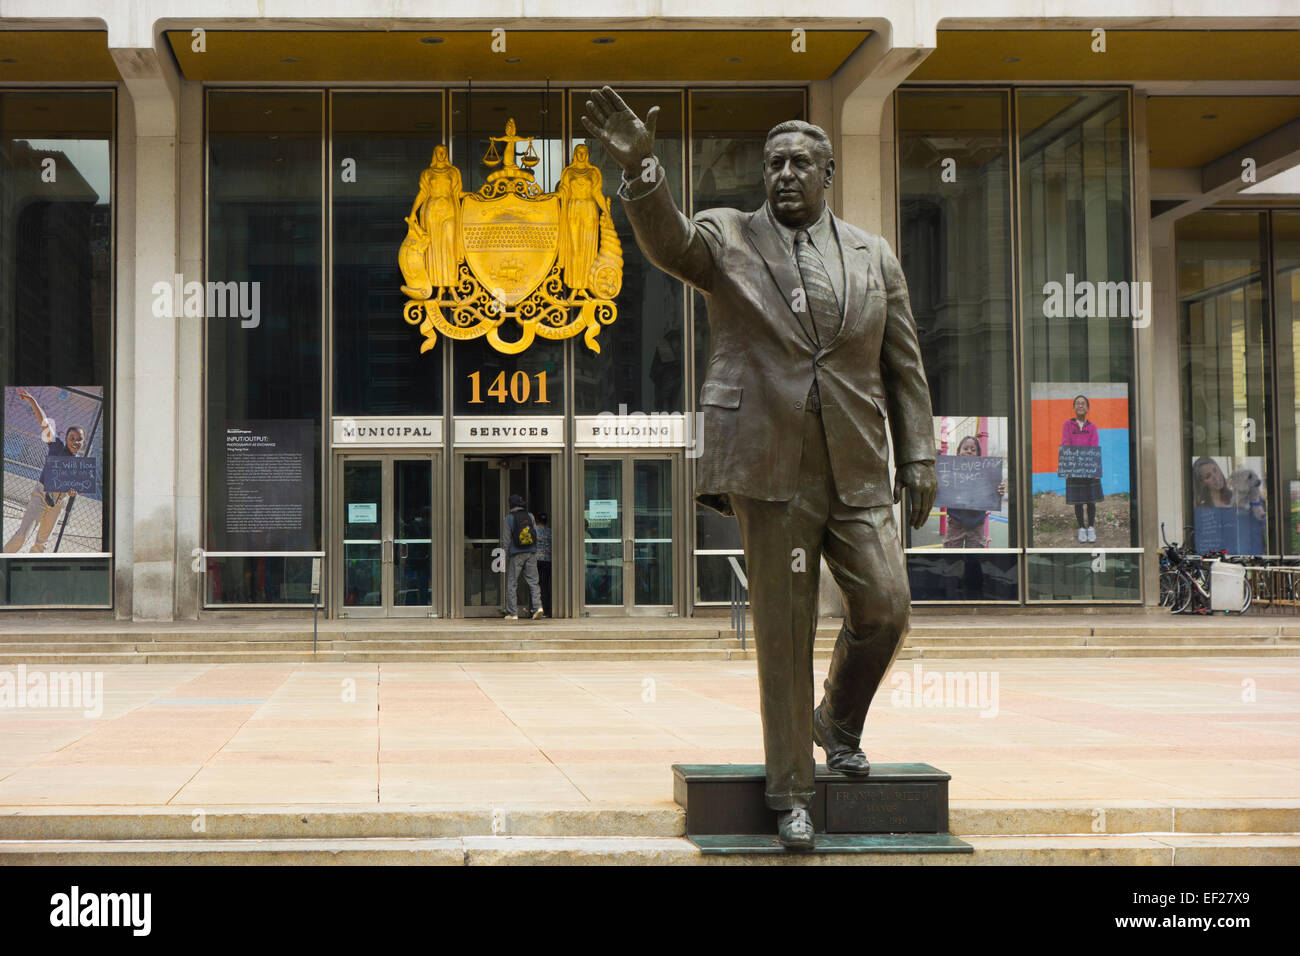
(580, 456), (678, 615)
(582, 459), (624, 611)
(341, 459), (383, 614)
(461, 458), (504, 615)
(336, 454), (436, 617)
(457, 455), (556, 617)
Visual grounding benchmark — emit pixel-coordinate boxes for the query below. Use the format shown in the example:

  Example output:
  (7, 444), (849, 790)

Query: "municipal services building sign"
(399, 120), (623, 356)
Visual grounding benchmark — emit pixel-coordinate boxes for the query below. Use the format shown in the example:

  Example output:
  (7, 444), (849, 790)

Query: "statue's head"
(574, 143), (590, 164)
(505, 118), (517, 135)
(763, 121), (835, 229)
(431, 144), (449, 164)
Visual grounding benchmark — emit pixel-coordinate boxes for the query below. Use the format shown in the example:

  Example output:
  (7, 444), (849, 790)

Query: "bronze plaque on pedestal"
(825, 781), (942, 833)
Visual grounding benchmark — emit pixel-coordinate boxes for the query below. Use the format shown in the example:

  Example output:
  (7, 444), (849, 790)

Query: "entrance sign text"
(333, 417), (444, 447)
(453, 416), (565, 448)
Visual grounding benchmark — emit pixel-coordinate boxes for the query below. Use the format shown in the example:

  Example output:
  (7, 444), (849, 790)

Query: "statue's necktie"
(794, 229), (842, 347)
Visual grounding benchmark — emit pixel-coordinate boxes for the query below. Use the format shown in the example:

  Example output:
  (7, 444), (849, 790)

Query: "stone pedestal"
(673, 763), (972, 855)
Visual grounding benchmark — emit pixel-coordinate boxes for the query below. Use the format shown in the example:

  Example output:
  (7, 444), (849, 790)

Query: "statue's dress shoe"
(777, 808), (814, 850)
(813, 703), (871, 776)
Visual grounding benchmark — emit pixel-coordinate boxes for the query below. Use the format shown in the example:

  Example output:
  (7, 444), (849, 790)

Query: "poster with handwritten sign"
(935, 455), (1004, 511)
(1057, 445), (1102, 479)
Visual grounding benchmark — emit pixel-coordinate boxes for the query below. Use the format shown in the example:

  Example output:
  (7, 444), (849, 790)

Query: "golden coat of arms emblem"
(399, 120), (623, 355)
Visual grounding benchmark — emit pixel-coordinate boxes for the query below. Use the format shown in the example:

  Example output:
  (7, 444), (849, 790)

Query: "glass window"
(1018, 90), (1138, 600)
(206, 91), (323, 604)
(689, 90), (804, 604)
(1178, 211), (1272, 555)
(333, 92), (444, 416)
(1272, 211), (1300, 555)
(0, 91), (113, 606)
(449, 90), (566, 416)
(571, 91), (686, 415)
(897, 89), (1017, 600)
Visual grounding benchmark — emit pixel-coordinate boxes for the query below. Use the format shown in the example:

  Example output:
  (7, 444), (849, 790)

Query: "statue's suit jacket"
(621, 173), (934, 515)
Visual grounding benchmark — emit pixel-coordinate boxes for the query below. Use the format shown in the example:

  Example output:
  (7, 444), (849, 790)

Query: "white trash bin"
(1210, 560), (1246, 612)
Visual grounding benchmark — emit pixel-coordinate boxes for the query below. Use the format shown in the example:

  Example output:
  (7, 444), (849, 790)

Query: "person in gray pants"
(501, 494), (544, 620)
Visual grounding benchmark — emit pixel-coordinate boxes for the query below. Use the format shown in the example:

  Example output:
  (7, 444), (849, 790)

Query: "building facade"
(1, 5), (1299, 620)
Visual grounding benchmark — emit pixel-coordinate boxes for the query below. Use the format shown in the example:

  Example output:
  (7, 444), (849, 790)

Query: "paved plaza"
(1, 657), (1296, 809)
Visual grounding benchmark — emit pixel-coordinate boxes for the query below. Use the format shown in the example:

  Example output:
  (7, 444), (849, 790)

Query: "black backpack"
(511, 511), (537, 549)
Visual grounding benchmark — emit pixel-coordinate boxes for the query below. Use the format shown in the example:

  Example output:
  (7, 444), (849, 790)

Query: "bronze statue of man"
(583, 87), (937, 850)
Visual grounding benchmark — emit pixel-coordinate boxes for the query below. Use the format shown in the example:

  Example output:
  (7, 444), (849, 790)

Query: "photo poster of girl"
(910, 415), (1010, 549)
(2, 386), (105, 555)
(1191, 454), (1266, 555)
(1029, 382), (1131, 548)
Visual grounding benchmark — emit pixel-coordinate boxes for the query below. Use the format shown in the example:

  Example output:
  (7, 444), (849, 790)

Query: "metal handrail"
(727, 555), (749, 648)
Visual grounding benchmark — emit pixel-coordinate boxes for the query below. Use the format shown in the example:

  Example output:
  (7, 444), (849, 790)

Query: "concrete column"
(175, 82), (204, 619)
(110, 47), (181, 621)
(831, 33), (930, 239)
(1133, 92), (1162, 606)
(818, 29), (931, 617)
(113, 85), (137, 619)
(1150, 218), (1185, 556)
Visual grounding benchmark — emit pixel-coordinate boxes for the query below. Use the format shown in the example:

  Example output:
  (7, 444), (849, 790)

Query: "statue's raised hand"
(581, 86), (659, 176)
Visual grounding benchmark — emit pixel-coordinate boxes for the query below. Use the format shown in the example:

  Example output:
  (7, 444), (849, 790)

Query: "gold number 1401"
(467, 370), (550, 405)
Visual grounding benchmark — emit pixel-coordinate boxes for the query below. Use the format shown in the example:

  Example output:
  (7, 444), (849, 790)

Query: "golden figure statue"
(400, 144), (463, 299)
(556, 144), (603, 292)
(484, 118), (537, 184)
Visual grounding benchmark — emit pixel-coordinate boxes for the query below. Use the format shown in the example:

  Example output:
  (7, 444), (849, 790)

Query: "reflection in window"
(1178, 211), (1272, 555)
(1018, 90), (1137, 569)
(0, 91), (113, 605)
(1276, 212), (1300, 554)
(897, 90), (1016, 596)
(571, 91), (686, 415)
(206, 92), (323, 604)
(333, 92), (444, 416)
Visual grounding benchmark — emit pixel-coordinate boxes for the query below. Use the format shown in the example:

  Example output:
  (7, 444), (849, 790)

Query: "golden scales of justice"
(399, 119), (623, 355)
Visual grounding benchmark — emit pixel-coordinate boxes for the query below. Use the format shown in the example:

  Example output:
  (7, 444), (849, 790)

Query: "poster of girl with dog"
(1191, 455), (1266, 554)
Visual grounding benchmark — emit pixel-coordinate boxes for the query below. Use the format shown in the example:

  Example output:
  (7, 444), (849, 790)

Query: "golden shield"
(400, 120), (622, 355)
(461, 193), (560, 307)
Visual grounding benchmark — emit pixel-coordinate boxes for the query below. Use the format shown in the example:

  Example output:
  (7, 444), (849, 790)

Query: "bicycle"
(1159, 523), (1251, 614)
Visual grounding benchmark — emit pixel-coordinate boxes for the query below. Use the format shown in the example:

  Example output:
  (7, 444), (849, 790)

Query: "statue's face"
(764, 131), (834, 229)
(433, 145), (448, 163)
(574, 144), (589, 163)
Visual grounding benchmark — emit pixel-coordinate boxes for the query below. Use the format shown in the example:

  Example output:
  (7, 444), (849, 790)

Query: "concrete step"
(1, 642), (1297, 663)
(1089, 623), (1281, 638)
(905, 645), (1300, 658)
(3, 833), (1296, 865)
(7, 621), (1291, 646)
(0, 627), (740, 644)
(0, 648), (753, 664)
(0, 806), (685, 841)
(0, 633), (1289, 656)
(3, 802), (1292, 841)
(0, 638), (743, 654)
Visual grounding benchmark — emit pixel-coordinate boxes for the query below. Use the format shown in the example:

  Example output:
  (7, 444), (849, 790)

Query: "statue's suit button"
(794, 401), (803, 409)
